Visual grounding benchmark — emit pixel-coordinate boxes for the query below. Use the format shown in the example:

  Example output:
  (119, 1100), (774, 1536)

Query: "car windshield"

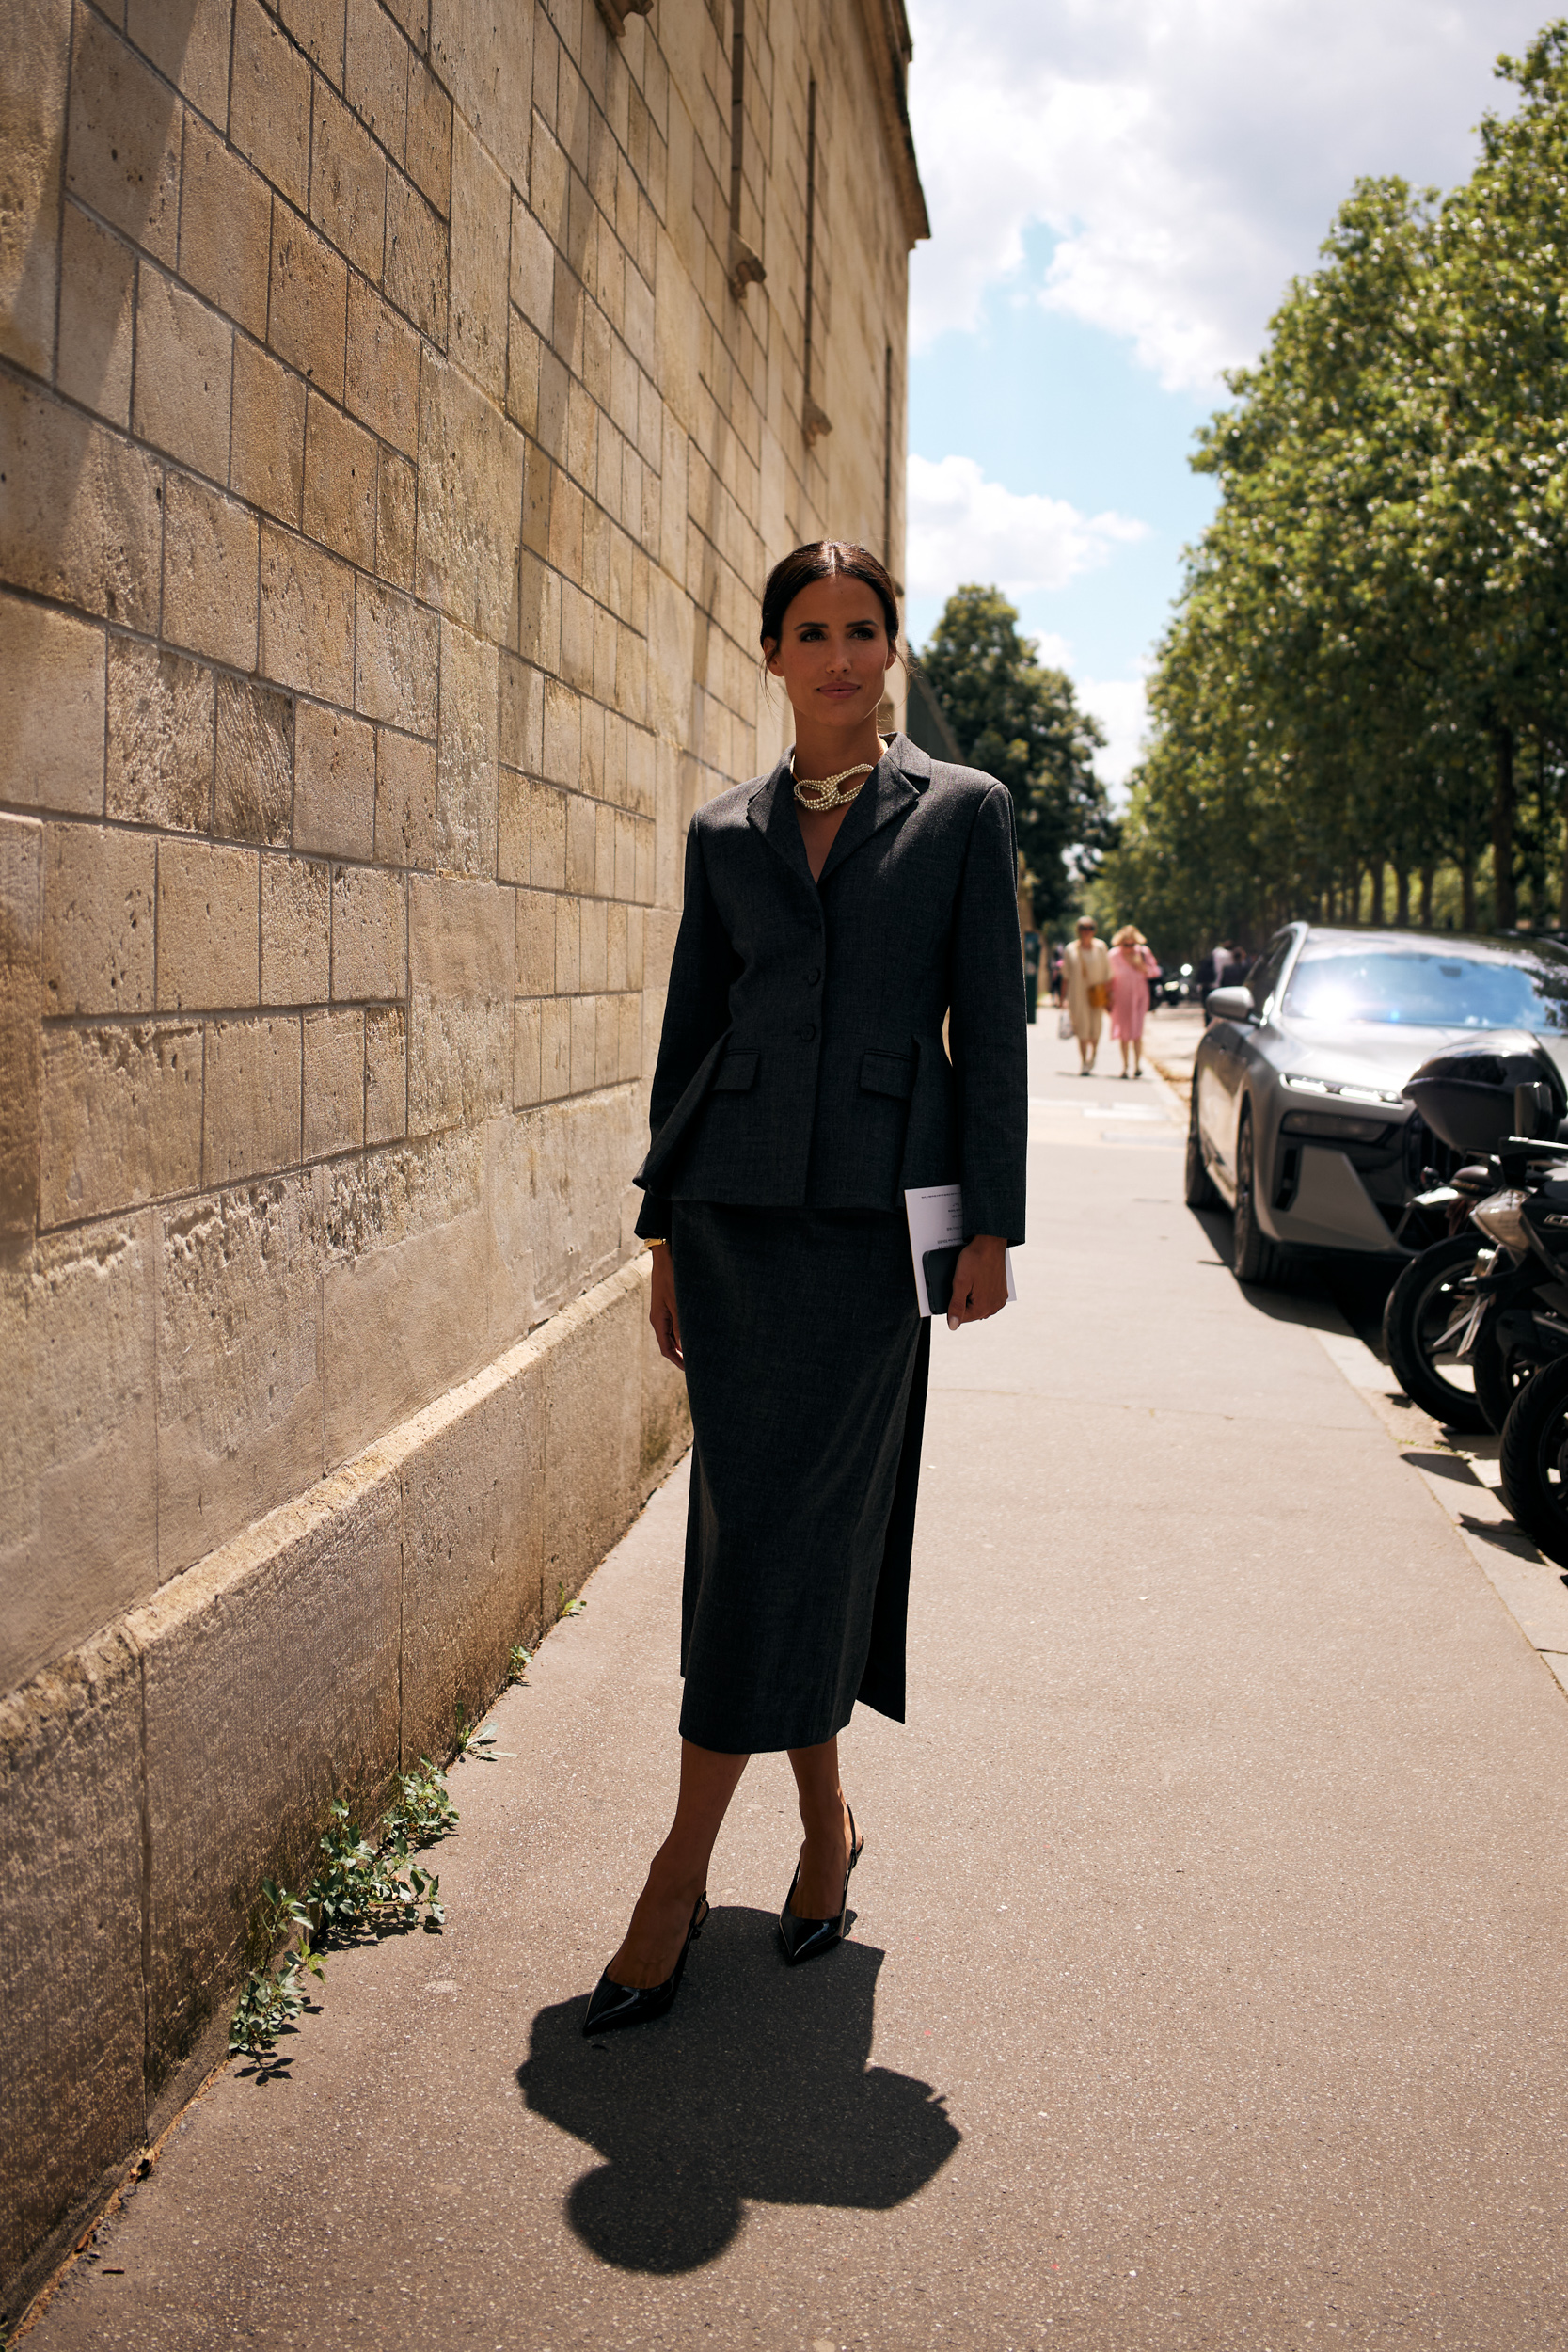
(1284, 946), (1568, 1030)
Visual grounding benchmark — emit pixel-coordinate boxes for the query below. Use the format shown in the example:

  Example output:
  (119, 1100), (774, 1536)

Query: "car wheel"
(1233, 1106), (1286, 1287)
(1184, 1095), (1221, 1210)
(1499, 1355), (1568, 1566)
(1381, 1234), (1492, 1434)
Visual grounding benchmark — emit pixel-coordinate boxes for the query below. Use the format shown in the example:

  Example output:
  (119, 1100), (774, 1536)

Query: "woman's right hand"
(649, 1245), (684, 1368)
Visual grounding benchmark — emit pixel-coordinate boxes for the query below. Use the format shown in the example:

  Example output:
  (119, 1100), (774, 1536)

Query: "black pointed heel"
(581, 1894), (708, 2037)
(778, 1805), (863, 1965)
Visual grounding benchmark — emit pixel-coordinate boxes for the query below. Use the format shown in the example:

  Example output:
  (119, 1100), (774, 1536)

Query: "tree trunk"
(1560, 759), (1568, 929)
(1493, 723), (1516, 930)
(1395, 865), (1410, 926)
(1347, 862), (1360, 924)
(1461, 855), (1477, 931)
(1419, 864), (1434, 927)
(1369, 861), (1385, 925)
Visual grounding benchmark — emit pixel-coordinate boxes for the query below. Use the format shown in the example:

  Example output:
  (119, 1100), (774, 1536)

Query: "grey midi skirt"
(670, 1201), (930, 1755)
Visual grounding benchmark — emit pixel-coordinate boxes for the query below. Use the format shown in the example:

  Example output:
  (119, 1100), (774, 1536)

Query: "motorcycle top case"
(1402, 1037), (1566, 1153)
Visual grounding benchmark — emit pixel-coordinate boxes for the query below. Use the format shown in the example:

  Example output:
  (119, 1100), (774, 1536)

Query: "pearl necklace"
(791, 756), (877, 813)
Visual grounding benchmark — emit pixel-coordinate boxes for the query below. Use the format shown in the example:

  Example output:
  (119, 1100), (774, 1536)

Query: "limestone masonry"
(0, 0), (926, 2307)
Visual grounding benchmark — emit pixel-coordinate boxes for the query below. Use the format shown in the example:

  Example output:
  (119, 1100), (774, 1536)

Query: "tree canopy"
(918, 583), (1112, 924)
(1108, 24), (1568, 949)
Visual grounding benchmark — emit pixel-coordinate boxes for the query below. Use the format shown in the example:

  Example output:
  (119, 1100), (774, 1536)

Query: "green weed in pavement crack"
(229, 1763), (454, 2067)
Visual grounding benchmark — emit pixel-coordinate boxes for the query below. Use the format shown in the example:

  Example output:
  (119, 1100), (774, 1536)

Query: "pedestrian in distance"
(1194, 939), (1235, 1014)
(1061, 914), (1111, 1073)
(583, 539), (1029, 2037)
(1108, 925), (1162, 1078)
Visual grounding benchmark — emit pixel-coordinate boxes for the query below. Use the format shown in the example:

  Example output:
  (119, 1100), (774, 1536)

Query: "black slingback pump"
(778, 1806), (863, 1965)
(582, 1893), (709, 2037)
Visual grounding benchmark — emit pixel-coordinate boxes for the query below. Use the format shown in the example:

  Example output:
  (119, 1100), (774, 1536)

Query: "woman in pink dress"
(1107, 925), (1162, 1077)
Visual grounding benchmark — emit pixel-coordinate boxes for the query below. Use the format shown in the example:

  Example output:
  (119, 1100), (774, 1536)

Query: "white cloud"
(906, 453), (1146, 602)
(1028, 629), (1075, 673)
(1076, 675), (1150, 801)
(906, 0), (1546, 389)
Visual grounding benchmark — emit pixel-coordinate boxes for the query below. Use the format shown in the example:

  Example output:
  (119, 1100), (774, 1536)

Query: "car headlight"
(1471, 1187), (1530, 1251)
(1279, 1110), (1390, 1144)
(1282, 1074), (1405, 1107)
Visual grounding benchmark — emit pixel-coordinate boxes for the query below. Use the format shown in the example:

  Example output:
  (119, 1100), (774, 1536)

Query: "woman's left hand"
(946, 1234), (1009, 1329)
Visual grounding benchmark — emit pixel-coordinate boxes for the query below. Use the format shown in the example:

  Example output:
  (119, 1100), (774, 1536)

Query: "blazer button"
(800, 1022), (817, 1042)
(806, 966), (821, 986)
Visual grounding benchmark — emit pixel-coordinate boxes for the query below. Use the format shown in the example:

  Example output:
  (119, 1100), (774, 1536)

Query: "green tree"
(918, 584), (1113, 923)
(1115, 24), (1568, 946)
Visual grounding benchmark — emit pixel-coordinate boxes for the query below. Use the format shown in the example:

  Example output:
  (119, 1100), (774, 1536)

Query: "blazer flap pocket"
(710, 1050), (759, 1094)
(860, 1049), (916, 1101)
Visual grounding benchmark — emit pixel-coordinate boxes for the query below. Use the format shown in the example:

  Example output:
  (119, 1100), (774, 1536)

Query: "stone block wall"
(0, 0), (925, 2305)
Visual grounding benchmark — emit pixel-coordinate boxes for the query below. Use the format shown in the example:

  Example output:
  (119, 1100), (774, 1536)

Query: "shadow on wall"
(516, 1910), (960, 2271)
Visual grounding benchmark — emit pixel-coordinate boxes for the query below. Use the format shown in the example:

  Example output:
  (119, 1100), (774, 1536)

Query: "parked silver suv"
(1185, 924), (1568, 1283)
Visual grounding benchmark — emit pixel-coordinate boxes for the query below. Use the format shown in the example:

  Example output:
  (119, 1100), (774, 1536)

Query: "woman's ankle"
(641, 1850), (708, 1911)
(798, 1791), (848, 1843)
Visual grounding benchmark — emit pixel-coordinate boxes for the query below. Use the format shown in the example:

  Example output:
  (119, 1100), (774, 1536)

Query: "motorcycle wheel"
(1233, 1108), (1286, 1287)
(1472, 1320), (1535, 1436)
(1184, 1096), (1220, 1211)
(1380, 1234), (1492, 1434)
(1499, 1354), (1568, 1566)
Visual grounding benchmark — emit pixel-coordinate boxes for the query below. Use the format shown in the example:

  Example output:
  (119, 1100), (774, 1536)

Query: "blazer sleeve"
(633, 814), (737, 1239)
(947, 783), (1029, 1245)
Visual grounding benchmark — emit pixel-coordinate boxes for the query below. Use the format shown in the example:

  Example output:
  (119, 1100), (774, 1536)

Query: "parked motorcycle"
(1381, 1204), (1497, 1433)
(1385, 1038), (1568, 1564)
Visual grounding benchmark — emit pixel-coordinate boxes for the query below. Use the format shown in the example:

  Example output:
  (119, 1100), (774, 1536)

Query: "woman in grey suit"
(583, 541), (1028, 2035)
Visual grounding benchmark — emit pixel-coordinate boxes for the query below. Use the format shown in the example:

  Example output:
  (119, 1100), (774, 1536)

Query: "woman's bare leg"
(606, 1739), (750, 1988)
(786, 1735), (856, 1917)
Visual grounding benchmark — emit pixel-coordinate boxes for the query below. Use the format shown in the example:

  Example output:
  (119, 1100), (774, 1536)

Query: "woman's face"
(764, 575), (895, 730)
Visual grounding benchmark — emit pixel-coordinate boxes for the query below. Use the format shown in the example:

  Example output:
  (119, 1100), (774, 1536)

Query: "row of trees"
(1109, 24), (1568, 949)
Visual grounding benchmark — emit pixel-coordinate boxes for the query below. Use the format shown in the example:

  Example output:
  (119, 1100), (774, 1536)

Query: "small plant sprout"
(229, 1882), (324, 2059)
(453, 1704), (498, 1761)
(382, 1760), (457, 1847)
(507, 1643), (532, 1683)
(557, 1581), (587, 1620)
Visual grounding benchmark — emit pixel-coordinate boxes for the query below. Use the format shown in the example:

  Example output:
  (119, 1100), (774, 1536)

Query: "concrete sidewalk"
(25, 1026), (1568, 2350)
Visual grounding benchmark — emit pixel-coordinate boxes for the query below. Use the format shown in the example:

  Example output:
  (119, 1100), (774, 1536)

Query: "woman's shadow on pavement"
(516, 1906), (960, 2273)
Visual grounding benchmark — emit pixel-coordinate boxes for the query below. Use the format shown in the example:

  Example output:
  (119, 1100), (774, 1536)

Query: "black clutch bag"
(923, 1245), (963, 1316)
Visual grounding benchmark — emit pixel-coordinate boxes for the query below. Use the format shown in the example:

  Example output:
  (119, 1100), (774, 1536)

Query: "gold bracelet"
(643, 1236), (668, 1250)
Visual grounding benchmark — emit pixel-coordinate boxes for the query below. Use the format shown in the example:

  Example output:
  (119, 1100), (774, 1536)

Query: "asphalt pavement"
(24, 1013), (1568, 2351)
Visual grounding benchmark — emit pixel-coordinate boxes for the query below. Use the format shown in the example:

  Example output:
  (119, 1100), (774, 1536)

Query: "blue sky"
(907, 228), (1216, 678)
(903, 0), (1552, 788)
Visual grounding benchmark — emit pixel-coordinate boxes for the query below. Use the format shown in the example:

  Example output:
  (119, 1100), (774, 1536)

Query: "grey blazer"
(634, 732), (1028, 1244)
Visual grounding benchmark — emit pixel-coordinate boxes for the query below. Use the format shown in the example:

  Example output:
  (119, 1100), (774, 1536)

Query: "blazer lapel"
(816, 732), (927, 885)
(747, 750), (816, 892)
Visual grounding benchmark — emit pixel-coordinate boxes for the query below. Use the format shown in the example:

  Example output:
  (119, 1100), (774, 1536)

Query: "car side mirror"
(1205, 985), (1256, 1025)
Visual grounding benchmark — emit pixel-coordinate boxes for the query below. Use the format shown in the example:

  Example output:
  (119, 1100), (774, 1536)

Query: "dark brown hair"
(759, 541), (900, 654)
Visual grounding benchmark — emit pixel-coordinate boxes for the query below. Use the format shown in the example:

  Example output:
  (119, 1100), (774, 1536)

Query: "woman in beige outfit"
(1062, 915), (1111, 1074)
